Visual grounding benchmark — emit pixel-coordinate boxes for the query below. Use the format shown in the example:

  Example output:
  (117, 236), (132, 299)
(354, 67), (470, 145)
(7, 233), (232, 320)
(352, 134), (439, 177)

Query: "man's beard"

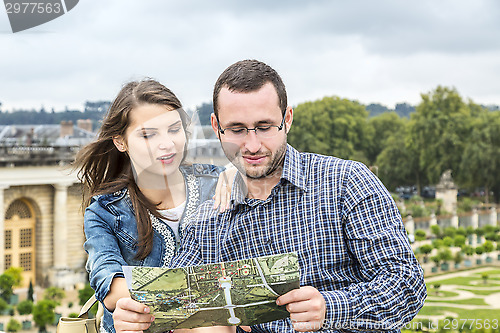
(221, 138), (287, 180)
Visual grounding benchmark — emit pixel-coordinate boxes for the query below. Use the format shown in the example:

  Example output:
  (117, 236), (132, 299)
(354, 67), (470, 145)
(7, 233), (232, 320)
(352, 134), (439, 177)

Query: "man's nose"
(243, 130), (261, 153)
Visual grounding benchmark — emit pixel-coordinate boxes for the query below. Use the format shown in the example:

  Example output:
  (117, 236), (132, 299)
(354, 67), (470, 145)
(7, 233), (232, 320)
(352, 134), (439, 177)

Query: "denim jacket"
(83, 163), (224, 333)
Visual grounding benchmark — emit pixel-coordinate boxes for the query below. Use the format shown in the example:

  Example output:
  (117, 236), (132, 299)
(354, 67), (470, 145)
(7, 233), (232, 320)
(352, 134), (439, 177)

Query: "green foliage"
(443, 236), (454, 247)
(28, 280), (34, 302)
(456, 227), (467, 236)
(431, 255), (441, 266)
(3, 267), (23, 287)
(433, 239), (444, 249)
(0, 297), (8, 312)
(16, 300), (33, 315)
(453, 235), (466, 247)
(419, 244), (433, 255)
(475, 246), (484, 255)
(415, 229), (427, 241)
(78, 284), (94, 306)
(365, 112), (405, 164)
(443, 227), (457, 238)
(43, 287), (65, 305)
(6, 318), (21, 332)
(288, 96), (371, 163)
(431, 225), (442, 238)
(481, 273), (489, 285)
(459, 109), (500, 203)
(32, 299), (56, 332)
(0, 273), (15, 301)
(68, 312), (79, 318)
(407, 204), (428, 218)
(408, 86), (472, 185)
(454, 251), (463, 264)
(483, 240), (494, 253)
(438, 248), (453, 262)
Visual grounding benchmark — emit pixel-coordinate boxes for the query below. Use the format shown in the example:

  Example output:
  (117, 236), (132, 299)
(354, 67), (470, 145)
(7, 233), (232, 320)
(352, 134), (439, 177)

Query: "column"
(451, 214), (459, 229)
(53, 183), (71, 269)
(405, 216), (415, 243)
(430, 213), (437, 227)
(490, 207), (497, 226)
(471, 208), (479, 229)
(0, 185), (8, 272)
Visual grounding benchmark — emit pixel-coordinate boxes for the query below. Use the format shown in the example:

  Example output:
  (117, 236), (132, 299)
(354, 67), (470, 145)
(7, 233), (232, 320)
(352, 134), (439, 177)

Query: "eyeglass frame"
(216, 115), (286, 139)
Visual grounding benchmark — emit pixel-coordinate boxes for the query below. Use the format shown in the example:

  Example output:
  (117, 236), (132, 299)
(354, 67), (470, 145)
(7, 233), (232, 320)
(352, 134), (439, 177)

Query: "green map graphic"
(124, 252), (300, 332)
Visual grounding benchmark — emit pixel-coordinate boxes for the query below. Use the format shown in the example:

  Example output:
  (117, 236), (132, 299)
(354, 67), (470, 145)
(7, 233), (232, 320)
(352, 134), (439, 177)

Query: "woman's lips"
(158, 154), (176, 165)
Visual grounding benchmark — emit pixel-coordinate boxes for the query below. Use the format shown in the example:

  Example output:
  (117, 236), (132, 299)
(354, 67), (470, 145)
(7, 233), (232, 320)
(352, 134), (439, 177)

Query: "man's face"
(211, 82), (292, 179)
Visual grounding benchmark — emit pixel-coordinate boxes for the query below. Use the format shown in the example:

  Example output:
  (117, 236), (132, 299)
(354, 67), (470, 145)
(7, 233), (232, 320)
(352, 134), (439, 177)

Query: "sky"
(1, 0), (500, 113)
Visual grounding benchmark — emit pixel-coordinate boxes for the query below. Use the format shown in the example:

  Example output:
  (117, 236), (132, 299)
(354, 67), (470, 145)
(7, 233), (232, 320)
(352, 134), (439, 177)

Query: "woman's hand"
(113, 297), (154, 333)
(213, 166), (238, 212)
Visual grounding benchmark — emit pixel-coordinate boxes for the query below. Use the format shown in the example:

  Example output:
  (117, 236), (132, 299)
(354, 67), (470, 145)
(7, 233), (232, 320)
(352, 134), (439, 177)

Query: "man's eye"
(257, 126), (272, 132)
(229, 128), (246, 134)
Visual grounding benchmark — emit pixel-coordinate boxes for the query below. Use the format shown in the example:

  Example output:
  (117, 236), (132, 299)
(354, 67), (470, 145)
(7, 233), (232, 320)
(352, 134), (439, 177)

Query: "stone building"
(0, 121), (95, 288)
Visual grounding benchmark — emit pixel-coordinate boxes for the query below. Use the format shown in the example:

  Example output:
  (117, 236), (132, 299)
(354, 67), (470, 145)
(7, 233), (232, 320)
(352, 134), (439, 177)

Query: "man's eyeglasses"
(217, 116), (285, 141)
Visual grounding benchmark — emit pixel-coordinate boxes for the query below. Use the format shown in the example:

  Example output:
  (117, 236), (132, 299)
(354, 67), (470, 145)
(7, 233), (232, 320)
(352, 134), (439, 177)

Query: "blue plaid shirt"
(171, 145), (426, 332)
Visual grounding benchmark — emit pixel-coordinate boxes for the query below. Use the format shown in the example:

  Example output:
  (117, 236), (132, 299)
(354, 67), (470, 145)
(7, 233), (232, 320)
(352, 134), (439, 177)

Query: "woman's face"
(114, 103), (186, 183)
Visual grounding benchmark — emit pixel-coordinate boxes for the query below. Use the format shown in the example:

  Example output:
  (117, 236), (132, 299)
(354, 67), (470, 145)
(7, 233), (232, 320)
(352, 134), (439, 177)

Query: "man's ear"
(211, 113), (220, 138)
(113, 136), (127, 152)
(284, 106), (293, 134)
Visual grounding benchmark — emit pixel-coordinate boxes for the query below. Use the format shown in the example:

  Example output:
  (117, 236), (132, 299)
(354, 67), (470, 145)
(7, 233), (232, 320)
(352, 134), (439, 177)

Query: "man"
(114, 60), (426, 332)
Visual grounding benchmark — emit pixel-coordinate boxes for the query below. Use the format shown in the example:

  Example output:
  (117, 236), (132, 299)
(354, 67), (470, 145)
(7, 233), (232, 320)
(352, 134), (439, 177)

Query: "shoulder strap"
(78, 294), (98, 318)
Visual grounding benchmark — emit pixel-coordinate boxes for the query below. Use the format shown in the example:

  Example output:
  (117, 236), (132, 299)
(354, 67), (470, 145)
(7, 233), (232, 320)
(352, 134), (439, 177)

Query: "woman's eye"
(169, 127), (181, 134)
(141, 132), (155, 139)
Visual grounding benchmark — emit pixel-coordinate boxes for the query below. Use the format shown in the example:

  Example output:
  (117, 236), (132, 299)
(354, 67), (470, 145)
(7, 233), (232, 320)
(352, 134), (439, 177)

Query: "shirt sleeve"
(321, 162), (426, 331)
(83, 204), (128, 303)
(170, 221), (204, 268)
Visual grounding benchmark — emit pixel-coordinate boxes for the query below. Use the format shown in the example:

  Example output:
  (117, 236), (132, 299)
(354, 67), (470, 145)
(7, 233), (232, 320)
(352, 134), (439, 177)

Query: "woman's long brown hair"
(73, 79), (190, 260)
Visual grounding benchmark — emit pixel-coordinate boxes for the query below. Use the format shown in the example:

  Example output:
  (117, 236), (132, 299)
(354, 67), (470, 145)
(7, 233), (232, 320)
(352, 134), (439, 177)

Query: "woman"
(75, 79), (235, 333)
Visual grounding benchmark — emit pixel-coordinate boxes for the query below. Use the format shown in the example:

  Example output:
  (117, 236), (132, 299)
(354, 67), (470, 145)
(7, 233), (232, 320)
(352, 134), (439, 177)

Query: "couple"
(77, 60), (426, 333)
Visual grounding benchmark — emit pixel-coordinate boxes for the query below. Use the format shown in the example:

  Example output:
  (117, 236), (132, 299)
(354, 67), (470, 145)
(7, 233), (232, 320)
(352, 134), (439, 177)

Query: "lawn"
(426, 298), (489, 306)
(415, 306), (500, 320)
(427, 276), (500, 286)
(457, 288), (500, 296)
(425, 289), (459, 297)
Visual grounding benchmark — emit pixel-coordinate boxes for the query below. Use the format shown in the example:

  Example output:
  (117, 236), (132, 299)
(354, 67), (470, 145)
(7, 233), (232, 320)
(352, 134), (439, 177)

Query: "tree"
(3, 267), (23, 287)
(481, 272), (489, 285)
(16, 300), (33, 315)
(375, 124), (421, 191)
(415, 229), (427, 241)
(78, 284), (94, 307)
(419, 244), (433, 263)
(431, 225), (442, 238)
(43, 287), (65, 305)
(27, 280), (34, 302)
(0, 297), (8, 313)
(407, 86), (473, 190)
(32, 299), (56, 333)
(365, 112), (406, 165)
(288, 96), (372, 163)
(0, 273), (15, 301)
(459, 109), (500, 203)
(6, 318), (21, 333)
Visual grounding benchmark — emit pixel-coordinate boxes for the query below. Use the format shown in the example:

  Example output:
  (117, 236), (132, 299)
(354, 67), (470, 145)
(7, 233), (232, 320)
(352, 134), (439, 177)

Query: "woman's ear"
(113, 136), (127, 152)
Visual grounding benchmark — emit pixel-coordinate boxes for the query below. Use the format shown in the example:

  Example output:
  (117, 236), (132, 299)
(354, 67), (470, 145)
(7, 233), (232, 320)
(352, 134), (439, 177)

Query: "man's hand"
(276, 286), (326, 332)
(113, 297), (154, 333)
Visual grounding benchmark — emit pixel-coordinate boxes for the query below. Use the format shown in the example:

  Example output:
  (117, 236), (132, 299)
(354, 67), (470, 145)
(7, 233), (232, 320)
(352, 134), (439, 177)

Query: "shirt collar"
(230, 144), (308, 206)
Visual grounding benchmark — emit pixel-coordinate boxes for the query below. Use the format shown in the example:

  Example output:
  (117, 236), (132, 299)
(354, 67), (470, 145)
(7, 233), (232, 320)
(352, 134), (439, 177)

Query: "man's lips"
(242, 155), (267, 165)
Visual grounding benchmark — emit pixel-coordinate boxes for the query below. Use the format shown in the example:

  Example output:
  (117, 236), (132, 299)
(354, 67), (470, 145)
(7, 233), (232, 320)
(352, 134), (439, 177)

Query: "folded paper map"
(123, 252), (300, 332)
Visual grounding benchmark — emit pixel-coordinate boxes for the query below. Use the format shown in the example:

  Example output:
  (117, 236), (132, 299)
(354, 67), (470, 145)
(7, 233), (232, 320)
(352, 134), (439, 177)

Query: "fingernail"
(276, 299), (280, 305)
(144, 307), (150, 313)
(151, 316), (155, 322)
